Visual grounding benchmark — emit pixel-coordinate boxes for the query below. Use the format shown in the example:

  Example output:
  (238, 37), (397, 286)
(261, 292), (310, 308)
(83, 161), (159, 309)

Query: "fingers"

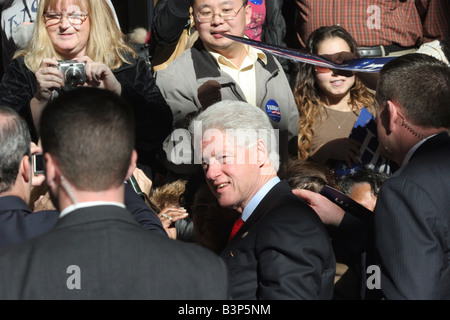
(83, 62), (121, 94)
(85, 63), (109, 83)
(133, 168), (152, 195)
(31, 174), (46, 187)
(39, 57), (59, 68)
(30, 142), (43, 155)
(74, 56), (93, 64)
(158, 207), (189, 240)
(322, 51), (357, 64)
(292, 188), (316, 205)
(35, 59), (64, 99)
(158, 207), (189, 226)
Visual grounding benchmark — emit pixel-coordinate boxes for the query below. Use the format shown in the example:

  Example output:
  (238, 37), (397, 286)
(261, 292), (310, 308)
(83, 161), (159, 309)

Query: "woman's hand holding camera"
(34, 57), (64, 102)
(76, 56), (122, 96)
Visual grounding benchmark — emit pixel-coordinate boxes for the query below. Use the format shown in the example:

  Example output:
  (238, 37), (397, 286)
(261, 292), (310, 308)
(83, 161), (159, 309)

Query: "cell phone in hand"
(33, 153), (44, 174)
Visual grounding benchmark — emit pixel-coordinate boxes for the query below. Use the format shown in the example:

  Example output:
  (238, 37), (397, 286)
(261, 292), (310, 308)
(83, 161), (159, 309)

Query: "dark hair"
(338, 167), (389, 197)
(376, 53), (450, 129)
(0, 106), (31, 193)
(442, 38), (450, 62)
(40, 87), (135, 191)
(278, 158), (339, 192)
(190, 0), (248, 9)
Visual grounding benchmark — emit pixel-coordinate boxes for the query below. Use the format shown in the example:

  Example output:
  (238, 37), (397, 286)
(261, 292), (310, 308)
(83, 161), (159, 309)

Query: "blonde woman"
(294, 26), (375, 169)
(0, 0), (172, 175)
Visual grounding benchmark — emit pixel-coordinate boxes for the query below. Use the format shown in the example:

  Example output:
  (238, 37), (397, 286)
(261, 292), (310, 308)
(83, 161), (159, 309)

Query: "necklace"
(327, 109), (353, 129)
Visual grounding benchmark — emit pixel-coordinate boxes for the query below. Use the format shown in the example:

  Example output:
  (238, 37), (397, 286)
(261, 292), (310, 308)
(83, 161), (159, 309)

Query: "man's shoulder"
(155, 48), (195, 77)
(259, 181), (317, 220)
(404, 133), (450, 173)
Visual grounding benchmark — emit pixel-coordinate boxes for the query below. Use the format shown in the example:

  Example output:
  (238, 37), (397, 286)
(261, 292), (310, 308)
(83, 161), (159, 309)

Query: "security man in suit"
(0, 105), (167, 249)
(0, 87), (228, 300)
(295, 54), (450, 299)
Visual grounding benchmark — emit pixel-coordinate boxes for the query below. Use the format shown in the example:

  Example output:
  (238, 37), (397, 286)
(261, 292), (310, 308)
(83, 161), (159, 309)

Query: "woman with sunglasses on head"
(0, 0), (173, 177)
(294, 25), (375, 169)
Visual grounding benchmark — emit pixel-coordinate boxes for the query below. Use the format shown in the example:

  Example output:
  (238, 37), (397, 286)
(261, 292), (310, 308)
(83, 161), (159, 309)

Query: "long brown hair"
(294, 26), (375, 159)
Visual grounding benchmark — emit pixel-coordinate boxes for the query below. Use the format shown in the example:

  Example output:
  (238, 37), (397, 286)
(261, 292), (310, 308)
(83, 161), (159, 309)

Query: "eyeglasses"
(43, 12), (89, 27)
(195, 3), (245, 23)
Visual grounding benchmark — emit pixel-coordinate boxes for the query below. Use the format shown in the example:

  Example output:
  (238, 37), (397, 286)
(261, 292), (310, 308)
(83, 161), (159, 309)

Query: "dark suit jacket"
(0, 183), (166, 249)
(220, 180), (336, 300)
(0, 196), (58, 248)
(373, 132), (450, 299)
(0, 205), (229, 299)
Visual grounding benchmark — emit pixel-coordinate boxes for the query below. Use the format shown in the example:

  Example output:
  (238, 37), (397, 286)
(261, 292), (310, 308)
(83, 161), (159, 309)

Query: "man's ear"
(20, 155), (31, 183)
(125, 150), (138, 181)
(44, 153), (58, 188)
(257, 139), (269, 168)
(245, 3), (253, 26)
(386, 100), (400, 133)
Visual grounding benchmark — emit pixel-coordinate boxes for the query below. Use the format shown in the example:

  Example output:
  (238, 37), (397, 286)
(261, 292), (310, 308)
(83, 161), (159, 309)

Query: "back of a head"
(189, 100), (280, 171)
(279, 158), (338, 192)
(377, 53), (450, 129)
(0, 106), (31, 193)
(40, 87), (135, 191)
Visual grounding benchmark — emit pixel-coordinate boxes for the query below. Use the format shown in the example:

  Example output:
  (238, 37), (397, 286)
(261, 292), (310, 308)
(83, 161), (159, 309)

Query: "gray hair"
(0, 106), (31, 193)
(189, 100), (280, 171)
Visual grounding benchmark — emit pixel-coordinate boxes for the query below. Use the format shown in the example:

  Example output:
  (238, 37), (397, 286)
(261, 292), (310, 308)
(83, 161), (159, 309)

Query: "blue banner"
(221, 33), (394, 73)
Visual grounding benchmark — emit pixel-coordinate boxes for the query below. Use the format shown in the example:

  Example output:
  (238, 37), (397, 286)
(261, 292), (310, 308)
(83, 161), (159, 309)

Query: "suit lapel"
(225, 180), (291, 245)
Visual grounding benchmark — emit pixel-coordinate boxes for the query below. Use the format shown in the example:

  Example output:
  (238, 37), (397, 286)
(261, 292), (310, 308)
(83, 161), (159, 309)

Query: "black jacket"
(0, 55), (173, 173)
(220, 180), (336, 300)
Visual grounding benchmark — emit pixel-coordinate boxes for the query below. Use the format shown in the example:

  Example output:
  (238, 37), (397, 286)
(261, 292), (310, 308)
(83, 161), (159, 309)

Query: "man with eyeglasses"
(155, 0), (298, 180)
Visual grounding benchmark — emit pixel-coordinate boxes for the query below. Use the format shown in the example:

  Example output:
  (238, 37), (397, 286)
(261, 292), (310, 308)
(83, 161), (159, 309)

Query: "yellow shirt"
(208, 45), (267, 107)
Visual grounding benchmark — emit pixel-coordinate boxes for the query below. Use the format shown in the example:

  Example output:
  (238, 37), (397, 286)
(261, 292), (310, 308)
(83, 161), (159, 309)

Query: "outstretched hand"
(292, 189), (345, 227)
(158, 206), (189, 239)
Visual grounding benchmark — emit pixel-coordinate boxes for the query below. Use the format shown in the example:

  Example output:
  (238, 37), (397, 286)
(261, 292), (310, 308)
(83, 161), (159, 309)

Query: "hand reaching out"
(292, 189), (345, 226)
(158, 207), (189, 239)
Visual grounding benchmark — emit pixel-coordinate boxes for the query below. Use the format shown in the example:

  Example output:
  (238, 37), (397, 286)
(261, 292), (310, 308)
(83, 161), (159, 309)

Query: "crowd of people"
(0, 0), (449, 300)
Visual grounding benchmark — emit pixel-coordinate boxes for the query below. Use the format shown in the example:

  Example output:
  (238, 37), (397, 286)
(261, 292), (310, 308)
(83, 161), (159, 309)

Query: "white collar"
(402, 134), (438, 166)
(59, 201), (125, 219)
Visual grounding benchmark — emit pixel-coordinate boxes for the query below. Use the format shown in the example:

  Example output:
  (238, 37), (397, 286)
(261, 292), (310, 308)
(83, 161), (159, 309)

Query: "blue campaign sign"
(221, 33), (394, 73)
(334, 108), (392, 178)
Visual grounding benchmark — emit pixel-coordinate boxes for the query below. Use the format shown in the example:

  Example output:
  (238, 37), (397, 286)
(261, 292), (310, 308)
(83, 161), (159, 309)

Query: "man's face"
(193, 0), (251, 54)
(201, 131), (262, 213)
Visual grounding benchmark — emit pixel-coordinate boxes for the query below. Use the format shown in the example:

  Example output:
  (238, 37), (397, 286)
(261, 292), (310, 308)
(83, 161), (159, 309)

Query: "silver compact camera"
(57, 60), (86, 90)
